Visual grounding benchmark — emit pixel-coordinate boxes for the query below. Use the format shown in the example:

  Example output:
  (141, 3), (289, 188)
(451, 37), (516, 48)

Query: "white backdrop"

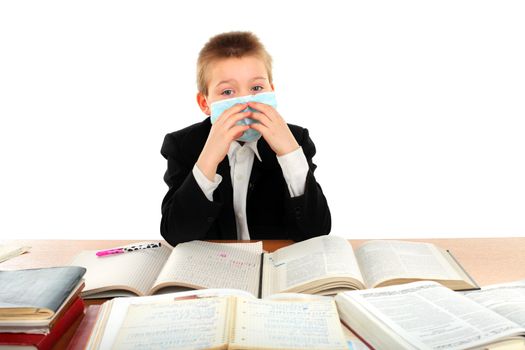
(1, 1), (524, 239)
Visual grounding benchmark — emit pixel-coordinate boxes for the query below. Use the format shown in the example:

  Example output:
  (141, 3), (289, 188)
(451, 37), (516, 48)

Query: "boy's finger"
(246, 102), (276, 120)
(222, 111), (252, 129)
(217, 103), (248, 123)
(248, 111), (271, 127)
(227, 124), (250, 140)
(248, 122), (267, 134)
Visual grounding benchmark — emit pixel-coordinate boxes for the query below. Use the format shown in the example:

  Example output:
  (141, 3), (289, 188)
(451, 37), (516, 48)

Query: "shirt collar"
(227, 139), (262, 166)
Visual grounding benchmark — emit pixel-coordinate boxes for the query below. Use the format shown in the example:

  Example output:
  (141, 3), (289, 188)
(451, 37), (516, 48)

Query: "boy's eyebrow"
(216, 79), (236, 87)
(215, 76), (267, 88)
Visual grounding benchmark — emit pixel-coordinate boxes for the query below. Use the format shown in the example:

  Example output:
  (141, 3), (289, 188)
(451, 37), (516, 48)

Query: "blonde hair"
(197, 31), (273, 96)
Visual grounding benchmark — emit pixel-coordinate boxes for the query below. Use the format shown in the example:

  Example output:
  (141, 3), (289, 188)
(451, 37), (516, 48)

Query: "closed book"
(0, 281), (85, 334)
(0, 266), (86, 320)
(0, 297), (85, 350)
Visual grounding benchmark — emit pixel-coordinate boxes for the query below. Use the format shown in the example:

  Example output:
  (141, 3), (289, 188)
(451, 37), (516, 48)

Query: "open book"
(261, 235), (477, 296)
(85, 289), (348, 350)
(335, 280), (525, 350)
(71, 236), (477, 299)
(0, 244), (30, 263)
(70, 241), (264, 298)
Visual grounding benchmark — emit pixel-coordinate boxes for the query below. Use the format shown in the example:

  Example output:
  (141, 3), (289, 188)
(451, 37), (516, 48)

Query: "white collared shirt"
(192, 140), (309, 240)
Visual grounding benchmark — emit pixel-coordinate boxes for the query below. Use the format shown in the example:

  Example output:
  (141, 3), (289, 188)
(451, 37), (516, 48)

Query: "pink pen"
(96, 242), (162, 257)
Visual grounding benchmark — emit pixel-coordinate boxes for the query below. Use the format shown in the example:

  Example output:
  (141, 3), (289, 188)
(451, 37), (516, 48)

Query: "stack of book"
(0, 266), (86, 350)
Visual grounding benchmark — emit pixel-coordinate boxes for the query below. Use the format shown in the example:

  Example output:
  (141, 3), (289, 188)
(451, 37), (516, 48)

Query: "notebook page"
(111, 297), (229, 350)
(94, 289), (256, 350)
(70, 243), (172, 296)
(230, 297), (347, 350)
(155, 241), (262, 296)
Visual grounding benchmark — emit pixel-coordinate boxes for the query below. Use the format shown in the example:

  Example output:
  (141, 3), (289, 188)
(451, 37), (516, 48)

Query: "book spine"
(66, 305), (101, 350)
(258, 252), (264, 298)
(38, 298), (85, 350)
(446, 250), (480, 290)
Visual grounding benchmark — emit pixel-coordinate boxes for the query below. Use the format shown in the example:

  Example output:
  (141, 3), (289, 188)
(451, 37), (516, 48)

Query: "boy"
(160, 31), (331, 246)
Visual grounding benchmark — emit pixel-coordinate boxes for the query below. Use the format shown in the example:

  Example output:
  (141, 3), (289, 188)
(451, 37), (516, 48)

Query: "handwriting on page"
(111, 298), (228, 350)
(161, 241), (262, 296)
(232, 298), (347, 349)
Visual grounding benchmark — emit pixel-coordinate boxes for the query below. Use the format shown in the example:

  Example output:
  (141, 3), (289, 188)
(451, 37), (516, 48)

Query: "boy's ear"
(196, 92), (210, 116)
(271, 83), (275, 91)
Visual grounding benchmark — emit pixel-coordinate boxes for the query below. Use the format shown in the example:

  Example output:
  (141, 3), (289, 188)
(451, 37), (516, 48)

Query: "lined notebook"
(70, 241), (263, 298)
(106, 296), (348, 350)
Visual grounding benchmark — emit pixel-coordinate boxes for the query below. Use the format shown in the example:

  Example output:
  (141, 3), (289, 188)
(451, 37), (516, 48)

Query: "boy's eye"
(251, 86), (264, 92)
(221, 89), (234, 96)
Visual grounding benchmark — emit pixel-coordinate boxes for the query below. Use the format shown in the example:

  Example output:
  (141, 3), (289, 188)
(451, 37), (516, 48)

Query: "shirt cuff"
(192, 164), (223, 202)
(277, 147), (308, 197)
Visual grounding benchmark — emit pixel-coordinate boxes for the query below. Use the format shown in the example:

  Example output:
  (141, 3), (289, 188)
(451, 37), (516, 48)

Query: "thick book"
(71, 236), (477, 299)
(0, 280), (85, 334)
(0, 266), (86, 320)
(261, 236), (478, 296)
(84, 289), (348, 350)
(335, 280), (525, 350)
(0, 297), (85, 350)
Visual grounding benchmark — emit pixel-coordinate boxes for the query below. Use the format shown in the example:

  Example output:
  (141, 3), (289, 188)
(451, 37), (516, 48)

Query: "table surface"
(1, 237), (525, 349)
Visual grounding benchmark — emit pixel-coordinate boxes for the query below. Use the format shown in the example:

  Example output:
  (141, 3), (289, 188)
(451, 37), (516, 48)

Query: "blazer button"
(207, 216), (215, 223)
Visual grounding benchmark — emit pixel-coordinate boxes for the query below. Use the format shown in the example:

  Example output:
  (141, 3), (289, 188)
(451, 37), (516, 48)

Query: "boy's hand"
(197, 103), (251, 181)
(247, 101), (300, 156)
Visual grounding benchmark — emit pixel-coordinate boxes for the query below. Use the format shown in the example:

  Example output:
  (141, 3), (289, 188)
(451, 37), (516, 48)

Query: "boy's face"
(197, 56), (274, 115)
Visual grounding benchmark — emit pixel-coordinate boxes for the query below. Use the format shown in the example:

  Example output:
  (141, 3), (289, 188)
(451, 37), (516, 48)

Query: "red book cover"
(0, 297), (85, 350)
(66, 305), (101, 350)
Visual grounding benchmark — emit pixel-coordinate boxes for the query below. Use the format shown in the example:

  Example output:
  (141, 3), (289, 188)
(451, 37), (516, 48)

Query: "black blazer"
(160, 118), (331, 246)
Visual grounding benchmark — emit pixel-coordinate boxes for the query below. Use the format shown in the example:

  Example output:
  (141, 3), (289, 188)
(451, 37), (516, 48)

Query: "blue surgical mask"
(209, 92), (277, 143)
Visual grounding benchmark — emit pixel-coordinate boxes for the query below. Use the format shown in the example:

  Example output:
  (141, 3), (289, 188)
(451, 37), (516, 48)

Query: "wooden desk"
(1, 238), (525, 349)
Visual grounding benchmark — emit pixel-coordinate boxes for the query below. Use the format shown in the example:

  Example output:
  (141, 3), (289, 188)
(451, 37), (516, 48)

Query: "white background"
(1, 1), (524, 239)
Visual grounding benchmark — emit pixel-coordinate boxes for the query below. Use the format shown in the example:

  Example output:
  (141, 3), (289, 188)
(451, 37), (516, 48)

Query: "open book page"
(89, 289), (256, 350)
(70, 242), (172, 297)
(264, 293), (332, 301)
(111, 297), (230, 350)
(463, 280), (525, 326)
(337, 281), (525, 350)
(355, 240), (465, 289)
(230, 297), (348, 350)
(152, 241), (262, 296)
(0, 244), (30, 263)
(262, 236), (365, 297)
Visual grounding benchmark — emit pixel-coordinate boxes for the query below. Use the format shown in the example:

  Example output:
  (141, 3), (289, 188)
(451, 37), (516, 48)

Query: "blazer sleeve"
(283, 128), (331, 241)
(160, 133), (223, 246)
